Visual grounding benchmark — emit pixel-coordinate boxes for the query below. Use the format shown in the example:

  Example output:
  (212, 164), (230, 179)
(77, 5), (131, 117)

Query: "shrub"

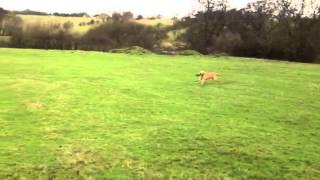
(11, 24), (76, 49)
(80, 21), (167, 51)
(109, 46), (152, 55)
(1, 13), (23, 36)
(210, 52), (230, 57)
(63, 21), (73, 30)
(136, 15), (143, 20)
(176, 50), (202, 56)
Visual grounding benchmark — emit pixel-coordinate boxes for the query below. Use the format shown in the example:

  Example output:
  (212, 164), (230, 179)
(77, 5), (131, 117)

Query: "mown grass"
(0, 48), (320, 179)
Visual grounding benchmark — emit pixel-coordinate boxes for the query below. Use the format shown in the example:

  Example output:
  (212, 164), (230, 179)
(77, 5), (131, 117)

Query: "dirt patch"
(26, 101), (45, 111)
(63, 148), (103, 167)
(57, 145), (149, 178)
(304, 165), (320, 179)
(42, 127), (67, 140)
(59, 146), (107, 176)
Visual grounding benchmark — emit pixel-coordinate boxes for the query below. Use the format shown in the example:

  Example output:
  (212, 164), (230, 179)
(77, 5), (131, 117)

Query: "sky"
(0, 0), (253, 17)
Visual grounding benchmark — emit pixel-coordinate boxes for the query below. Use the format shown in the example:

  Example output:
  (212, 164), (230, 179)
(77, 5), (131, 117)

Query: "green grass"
(0, 48), (320, 179)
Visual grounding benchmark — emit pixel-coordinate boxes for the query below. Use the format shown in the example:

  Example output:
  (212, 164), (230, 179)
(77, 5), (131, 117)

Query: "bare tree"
(198, 0), (228, 53)
(0, 7), (8, 35)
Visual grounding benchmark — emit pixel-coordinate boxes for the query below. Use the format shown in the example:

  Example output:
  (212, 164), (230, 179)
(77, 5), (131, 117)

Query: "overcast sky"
(0, 0), (254, 17)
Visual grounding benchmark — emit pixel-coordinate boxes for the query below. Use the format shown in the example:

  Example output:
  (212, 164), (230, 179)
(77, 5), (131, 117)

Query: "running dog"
(196, 70), (219, 85)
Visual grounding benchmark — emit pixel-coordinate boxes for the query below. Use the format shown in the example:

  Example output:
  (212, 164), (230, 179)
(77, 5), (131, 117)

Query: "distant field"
(18, 15), (174, 34)
(134, 18), (174, 26)
(0, 48), (319, 179)
(18, 15), (101, 34)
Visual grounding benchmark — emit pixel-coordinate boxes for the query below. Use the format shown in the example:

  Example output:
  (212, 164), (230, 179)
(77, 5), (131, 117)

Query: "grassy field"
(0, 48), (320, 179)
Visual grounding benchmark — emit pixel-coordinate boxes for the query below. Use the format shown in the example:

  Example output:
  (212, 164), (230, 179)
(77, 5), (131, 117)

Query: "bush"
(210, 52), (230, 57)
(0, 36), (10, 47)
(1, 13), (23, 36)
(11, 24), (76, 49)
(80, 21), (167, 51)
(154, 49), (202, 56)
(176, 50), (202, 56)
(109, 46), (152, 55)
(63, 21), (73, 30)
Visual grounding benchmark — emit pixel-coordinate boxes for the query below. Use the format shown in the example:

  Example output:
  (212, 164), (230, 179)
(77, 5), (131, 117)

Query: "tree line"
(1, 0), (320, 63)
(178, 0), (320, 63)
(11, 9), (90, 17)
(0, 10), (167, 51)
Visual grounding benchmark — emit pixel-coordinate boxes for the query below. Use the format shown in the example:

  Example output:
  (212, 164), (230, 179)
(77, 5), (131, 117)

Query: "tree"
(63, 21), (73, 30)
(111, 12), (122, 22)
(98, 13), (110, 22)
(80, 21), (167, 51)
(179, 0), (320, 62)
(0, 7), (8, 21)
(11, 23), (76, 50)
(122, 11), (134, 21)
(183, 0), (228, 54)
(136, 15), (144, 20)
(0, 7), (9, 35)
(1, 13), (23, 36)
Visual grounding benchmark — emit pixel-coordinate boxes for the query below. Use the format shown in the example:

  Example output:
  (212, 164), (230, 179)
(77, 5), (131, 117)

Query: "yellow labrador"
(196, 71), (219, 85)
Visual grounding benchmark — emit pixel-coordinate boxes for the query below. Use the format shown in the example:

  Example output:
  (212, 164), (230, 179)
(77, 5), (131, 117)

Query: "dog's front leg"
(201, 79), (205, 85)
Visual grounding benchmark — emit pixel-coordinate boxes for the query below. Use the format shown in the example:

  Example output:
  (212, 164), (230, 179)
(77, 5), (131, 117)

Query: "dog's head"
(196, 70), (205, 77)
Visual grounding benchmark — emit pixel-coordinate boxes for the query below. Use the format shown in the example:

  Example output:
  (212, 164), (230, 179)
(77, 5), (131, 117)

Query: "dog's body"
(196, 71), (219, 85)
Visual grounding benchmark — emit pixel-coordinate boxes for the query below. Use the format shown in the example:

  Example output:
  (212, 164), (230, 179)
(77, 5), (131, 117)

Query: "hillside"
(18, 15), (174, 34)
(0, 48), (319, 179)
(18, 15), (101, 34)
